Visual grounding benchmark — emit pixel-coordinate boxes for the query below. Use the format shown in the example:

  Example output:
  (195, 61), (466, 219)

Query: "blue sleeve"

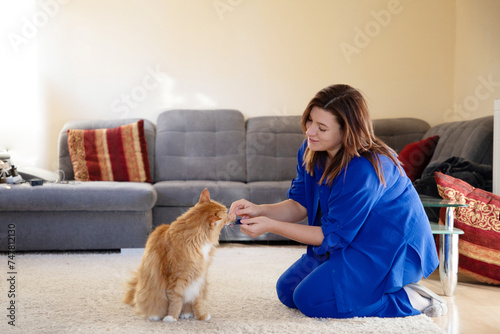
(287, 141), (308, 209)
(313, 157), (387, 255)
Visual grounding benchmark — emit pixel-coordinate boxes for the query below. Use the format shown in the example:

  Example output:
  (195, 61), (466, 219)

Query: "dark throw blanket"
(413, 157), (493, 198)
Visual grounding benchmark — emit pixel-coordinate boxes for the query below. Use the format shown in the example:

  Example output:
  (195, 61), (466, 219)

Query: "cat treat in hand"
(123, 188), (230, 322)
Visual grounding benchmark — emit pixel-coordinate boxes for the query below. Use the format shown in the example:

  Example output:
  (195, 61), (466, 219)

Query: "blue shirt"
(287, 141), (439, 313)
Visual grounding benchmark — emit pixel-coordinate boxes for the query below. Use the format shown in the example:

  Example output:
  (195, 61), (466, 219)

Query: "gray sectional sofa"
(0, 110), (493, 251)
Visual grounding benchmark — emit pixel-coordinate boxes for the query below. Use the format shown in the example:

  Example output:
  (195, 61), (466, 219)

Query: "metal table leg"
(439, 207), (459, 296)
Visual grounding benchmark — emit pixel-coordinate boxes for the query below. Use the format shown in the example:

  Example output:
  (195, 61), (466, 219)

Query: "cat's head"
(191, 188), (229, 239)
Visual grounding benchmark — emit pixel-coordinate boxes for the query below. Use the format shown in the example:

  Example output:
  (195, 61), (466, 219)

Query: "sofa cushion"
(153, 180), (248, 207)
(246, 116), (304, 182)
(155, 110), (246, 182)
(373, 118), (431, 153)
(0, 210), (152, 251)
(398, 135), (439, 182)
(423, 116), (493, 168)
(435, 172), (500, 285)
(248, 181), (294, 204)
(59, 119), (156, 182)
(67, 120), (152, 182)
(0, 182), (157, 212)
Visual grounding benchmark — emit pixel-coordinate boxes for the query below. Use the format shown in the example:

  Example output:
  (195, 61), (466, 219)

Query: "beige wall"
(1, 0), (498, 170)
(452, 0), (500, 123)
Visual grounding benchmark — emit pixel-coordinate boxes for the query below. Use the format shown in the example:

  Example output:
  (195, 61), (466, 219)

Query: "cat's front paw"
(163, 315), (177, 322)
(197, 313), (211, 321)
(148, 315), (161, 321)
(180, 312), (194, 319)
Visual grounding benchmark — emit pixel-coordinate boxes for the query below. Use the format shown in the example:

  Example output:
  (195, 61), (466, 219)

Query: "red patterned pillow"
(398, 135), (439, 181)
(67, 120), (151, 182)
(435, 172), (500, 285)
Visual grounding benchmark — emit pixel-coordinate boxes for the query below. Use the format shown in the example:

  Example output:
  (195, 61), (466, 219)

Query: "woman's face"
(305, 106), (343, 158)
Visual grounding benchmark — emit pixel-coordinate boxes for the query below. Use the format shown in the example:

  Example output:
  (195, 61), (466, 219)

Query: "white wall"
(1, 0), (498, 171)
(0, 1), (46, 167)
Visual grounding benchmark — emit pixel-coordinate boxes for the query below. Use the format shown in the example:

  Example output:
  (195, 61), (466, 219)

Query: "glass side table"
(419, 195), (467, 296)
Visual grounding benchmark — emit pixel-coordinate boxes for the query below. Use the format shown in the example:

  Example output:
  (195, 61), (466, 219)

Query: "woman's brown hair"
(301, 84), (402, 185)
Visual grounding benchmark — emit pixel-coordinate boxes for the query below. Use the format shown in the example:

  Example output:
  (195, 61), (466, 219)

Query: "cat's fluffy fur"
(124, 189), (228, 322)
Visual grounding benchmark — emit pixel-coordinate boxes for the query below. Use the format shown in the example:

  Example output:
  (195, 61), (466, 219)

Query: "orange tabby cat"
(124, 188), (229, 322)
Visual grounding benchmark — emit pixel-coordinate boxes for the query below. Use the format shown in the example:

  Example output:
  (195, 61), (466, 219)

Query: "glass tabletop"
(430, 223), (464, 235)
(419, 194), (469, 208)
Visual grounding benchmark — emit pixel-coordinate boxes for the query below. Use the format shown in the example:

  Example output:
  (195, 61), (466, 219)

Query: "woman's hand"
(239, 216), (324, 245)
(229, 199), (323, 245)
(228, 199), (262, 221)
(239, 216), (275, 238)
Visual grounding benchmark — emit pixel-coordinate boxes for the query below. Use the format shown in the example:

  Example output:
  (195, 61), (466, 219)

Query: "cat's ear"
(198, 188), (211, 204)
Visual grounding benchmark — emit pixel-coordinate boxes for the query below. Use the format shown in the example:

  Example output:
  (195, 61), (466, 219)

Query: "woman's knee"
(276, 273), (297, 308)
(275, 253), (315, 309)
(293, 285), (341, 318)
(291, 262), (338, 318)
(292, 282), (323, 317)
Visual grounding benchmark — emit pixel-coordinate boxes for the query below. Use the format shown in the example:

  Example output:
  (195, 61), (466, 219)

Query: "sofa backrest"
(155, 109), (246, 182)
(58, 118), (156, 181)
(423, 115), (493, 166)
(246, 116), (304, 182)
(373, 118), (431, 153)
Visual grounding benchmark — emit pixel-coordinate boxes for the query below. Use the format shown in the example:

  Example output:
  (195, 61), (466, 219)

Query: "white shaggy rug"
(1, 244), (443, 334)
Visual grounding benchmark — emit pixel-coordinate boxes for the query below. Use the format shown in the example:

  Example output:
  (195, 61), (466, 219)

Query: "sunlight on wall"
(3, 0), (498, 170)
(0, 1), (46, 169)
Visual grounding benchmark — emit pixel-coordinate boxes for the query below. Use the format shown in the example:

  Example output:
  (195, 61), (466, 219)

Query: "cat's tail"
(123, 272), (138, 306)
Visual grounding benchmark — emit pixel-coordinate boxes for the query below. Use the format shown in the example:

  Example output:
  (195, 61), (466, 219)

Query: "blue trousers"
(276, 247), (421, 318)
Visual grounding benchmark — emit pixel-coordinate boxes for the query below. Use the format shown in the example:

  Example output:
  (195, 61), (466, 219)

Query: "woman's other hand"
(239, 216), (274, 238)
(228, 199), (261, 221)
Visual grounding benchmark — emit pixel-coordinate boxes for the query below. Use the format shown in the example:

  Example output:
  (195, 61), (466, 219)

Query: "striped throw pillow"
(67, 120), (151, 182)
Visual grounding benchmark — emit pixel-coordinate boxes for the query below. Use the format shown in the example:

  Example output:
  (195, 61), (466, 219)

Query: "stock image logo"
(340, 0), (404, 64)
(213, 0), (244, 20)
(443, 74), (500, 121)
(7, 0), (71, 54)
(110, 65), (168, 117)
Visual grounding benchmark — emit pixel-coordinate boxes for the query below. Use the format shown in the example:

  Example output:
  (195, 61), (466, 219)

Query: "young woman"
(228, 84), (446, 318)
